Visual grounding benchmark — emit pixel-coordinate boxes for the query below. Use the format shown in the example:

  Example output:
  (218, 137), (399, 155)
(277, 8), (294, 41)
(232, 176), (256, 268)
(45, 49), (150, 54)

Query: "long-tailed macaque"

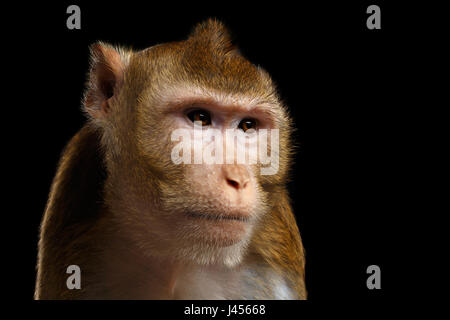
(35, 19), (306, 299)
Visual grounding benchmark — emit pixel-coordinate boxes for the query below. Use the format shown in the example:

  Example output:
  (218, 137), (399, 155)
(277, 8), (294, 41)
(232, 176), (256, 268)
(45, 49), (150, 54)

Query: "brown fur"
(35, 19), (306, 300)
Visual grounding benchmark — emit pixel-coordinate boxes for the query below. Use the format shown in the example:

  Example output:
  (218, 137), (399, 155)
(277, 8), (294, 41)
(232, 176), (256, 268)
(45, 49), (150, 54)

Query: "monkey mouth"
(185, 212), (250, 222)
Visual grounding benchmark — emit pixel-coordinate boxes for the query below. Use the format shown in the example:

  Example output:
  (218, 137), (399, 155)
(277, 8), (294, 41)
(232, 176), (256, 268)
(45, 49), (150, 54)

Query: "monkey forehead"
(139, 82), (285, 124)
(179, 45), (273, 96)
(128, 40), (278, 101)
(126, 46), (287, 125)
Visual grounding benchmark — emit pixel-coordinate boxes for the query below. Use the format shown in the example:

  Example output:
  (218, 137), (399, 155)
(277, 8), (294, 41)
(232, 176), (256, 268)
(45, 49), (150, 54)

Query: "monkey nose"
(222, 165), (250, 191)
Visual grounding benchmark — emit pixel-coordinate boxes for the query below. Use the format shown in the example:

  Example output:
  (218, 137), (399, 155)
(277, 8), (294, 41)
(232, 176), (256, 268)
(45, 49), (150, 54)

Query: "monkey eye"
(238, 118), (257, 132)
(187, 109), (212, 126)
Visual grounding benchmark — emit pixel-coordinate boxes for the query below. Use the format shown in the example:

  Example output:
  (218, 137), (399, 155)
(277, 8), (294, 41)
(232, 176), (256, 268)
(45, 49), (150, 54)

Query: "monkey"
(34, 19), (306, 300)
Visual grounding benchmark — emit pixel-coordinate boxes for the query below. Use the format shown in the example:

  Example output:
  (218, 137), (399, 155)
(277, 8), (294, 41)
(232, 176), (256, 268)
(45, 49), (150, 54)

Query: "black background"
(7, 0), (435, 312)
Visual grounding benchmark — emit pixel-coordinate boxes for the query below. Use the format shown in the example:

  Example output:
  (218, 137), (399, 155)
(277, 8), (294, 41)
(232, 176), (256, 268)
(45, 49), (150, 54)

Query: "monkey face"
(133, 98), (274, 267)
(36, 19), (306, 300)
(159, 161), (265, 263)
(83, 21), (292, 267)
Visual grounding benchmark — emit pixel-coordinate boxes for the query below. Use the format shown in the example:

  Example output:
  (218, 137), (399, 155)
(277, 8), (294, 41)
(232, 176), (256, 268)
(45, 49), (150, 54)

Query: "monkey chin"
(176, 212), (256, 267)
(185, 211), (253, 243)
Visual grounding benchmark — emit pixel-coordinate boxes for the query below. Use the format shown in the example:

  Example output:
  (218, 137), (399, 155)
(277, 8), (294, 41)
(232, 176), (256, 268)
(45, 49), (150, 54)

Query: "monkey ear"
(83, 42), (127, 119)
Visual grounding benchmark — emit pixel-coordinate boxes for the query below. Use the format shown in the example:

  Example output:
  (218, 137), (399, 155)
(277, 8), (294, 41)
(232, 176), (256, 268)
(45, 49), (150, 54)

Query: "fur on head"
(81, 18), (294, 267)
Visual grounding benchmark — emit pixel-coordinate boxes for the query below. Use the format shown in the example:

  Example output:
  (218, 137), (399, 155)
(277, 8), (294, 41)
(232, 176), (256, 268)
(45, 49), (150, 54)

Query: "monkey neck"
(97, 184), (240, 299)
(99, 224), (186, 299)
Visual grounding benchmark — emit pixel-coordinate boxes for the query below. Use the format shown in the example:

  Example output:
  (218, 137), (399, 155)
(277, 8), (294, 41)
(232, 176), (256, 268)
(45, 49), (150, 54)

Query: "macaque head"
(83, 19), (293, 267)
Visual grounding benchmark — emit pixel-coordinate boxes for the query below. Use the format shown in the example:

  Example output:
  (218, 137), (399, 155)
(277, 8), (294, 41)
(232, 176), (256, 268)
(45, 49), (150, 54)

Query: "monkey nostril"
(222, 165), (250, 191)
(226, 178), (240, 190)
(226, 178), (249, 190)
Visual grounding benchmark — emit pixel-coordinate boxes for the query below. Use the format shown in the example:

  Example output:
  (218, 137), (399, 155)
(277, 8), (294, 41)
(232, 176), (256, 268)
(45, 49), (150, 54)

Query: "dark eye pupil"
(239, 119), (256, 132)
(187, 110), (211, 126)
